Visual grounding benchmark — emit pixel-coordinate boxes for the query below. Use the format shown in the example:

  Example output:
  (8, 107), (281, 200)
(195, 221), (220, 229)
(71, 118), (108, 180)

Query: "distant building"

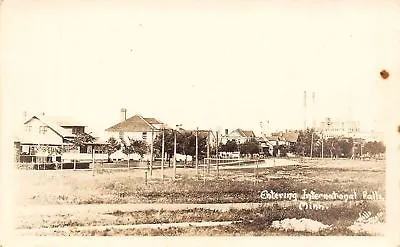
(14, 113), (107, 164)
(105, 109), (165, 144)
(318, 118), (361, 138)
(221, 128), (256, 145)
(317, 117), (384, 142)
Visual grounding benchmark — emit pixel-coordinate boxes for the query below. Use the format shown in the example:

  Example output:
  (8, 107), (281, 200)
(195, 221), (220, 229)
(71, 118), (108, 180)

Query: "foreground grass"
(21, 200), (384, 236)
(17, 160), (385, 205)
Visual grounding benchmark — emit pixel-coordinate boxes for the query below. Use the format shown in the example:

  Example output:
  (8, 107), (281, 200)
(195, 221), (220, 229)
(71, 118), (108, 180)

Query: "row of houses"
(13, 108), (300, 163)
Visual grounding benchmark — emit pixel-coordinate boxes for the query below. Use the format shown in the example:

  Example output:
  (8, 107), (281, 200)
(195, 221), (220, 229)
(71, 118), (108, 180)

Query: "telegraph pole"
(161, 125), (165, 180)
(173, 124), (182, 179)
(150, 127), (154, 176)
(216, 130), (219, 175)
(173, 128), (177, 179)
(207, 129), (210, 173)
(195, 127), (199, 175)
(321, 132), (324, 159)
(310, 132), (314, 158)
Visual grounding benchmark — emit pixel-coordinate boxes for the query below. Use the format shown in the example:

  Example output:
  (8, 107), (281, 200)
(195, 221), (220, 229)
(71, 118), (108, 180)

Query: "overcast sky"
(2, 0), (399, 137)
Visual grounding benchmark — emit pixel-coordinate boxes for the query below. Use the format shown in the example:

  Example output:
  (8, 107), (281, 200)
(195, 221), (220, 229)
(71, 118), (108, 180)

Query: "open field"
(15, 158), (386, 236)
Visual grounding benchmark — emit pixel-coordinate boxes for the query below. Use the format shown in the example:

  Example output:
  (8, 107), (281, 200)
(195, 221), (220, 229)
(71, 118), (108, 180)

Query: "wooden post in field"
(195, 127), (199, 175)
(203, 159), (206, 185)
(144, 171), (148, 185)
(173, 128), (177, 179)
(161, 126), (165, 181)
(216, 130), (219, 176)
(321, 132), (324, 159)
(150, 127), (154, 177)
(207, 129), (210, 173)
(92, 146), (95, 176)
(73, 159), (76, 170)
(310, 132), (314, 158)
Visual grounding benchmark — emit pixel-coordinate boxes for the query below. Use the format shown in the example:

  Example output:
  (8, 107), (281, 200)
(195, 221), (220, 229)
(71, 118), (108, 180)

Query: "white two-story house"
(105, 109), (165, 145)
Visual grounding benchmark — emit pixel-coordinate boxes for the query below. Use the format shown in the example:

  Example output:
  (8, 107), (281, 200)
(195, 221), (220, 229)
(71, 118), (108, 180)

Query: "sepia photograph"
(1, 0), (399, 246)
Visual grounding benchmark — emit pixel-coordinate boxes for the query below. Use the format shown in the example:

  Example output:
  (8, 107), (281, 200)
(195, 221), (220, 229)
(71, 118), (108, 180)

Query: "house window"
(39, 126), (48, 135)
(72, 127), (83, 134)
(142, 132), (147, 140)
(25, 125), (32, 132)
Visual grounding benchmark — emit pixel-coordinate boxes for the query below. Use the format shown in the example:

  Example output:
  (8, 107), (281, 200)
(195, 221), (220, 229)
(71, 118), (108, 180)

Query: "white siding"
(22, 118), (64, 145)
(105, 131), (160, 145)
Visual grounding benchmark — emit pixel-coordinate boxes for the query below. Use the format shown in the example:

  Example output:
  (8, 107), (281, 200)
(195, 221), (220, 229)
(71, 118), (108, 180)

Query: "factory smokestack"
(312, 92), (316, 129)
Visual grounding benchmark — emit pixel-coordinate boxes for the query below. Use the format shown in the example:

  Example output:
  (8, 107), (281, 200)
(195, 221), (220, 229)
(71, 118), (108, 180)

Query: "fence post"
(144, 171), (148, 185)
(73, 159), (76, 171)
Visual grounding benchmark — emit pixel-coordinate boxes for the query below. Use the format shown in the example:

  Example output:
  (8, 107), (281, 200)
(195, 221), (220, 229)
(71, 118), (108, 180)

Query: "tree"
(292, 129), (318, 157)
(72, 132), (95, 153)
(337, 138), (353, 158)
(154, 129), (176, 160)
(219, 140), (239, 153)
(129, 138), (149, 158)
(120, 137), (149, 168)
(239, 138), (261, 156)
(154, 129), (208, 161)
(364, 141), (385, 156)
(103, 137), (121, 162)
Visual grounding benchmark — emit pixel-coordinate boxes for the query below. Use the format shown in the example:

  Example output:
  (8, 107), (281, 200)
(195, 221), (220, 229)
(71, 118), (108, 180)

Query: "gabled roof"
(267, 131), (299, 143)
(24, 116), (70, 138)
(282, 132), (299, 142)
(197, 130), (215, 139)
(143, 118), (161, 124)
(106, 115), (163, 132)
(266, 136), (280, 141)
(232, 129), (255, 138)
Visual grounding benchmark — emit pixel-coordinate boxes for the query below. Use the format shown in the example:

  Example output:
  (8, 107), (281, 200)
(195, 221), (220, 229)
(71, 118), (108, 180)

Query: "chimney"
(120, 108), (127, 122)
(225, 129), (229, 136)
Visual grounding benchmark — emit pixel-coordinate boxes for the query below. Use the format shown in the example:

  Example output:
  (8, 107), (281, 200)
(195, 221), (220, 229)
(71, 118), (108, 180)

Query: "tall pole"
(304, 91), (307, 130)
(310, 132), (314, 158)
(216, 130), (219, 175)
(321, 132), (324, 158)
(92, 145), (95, 176)
(312, 92), (316, 129)
(173, 128), (177, 179)
(161, 126), (165, 180)
(150, 127), (154, 176)
(207, 129), (210, 173)
(195, 127), (199, 175)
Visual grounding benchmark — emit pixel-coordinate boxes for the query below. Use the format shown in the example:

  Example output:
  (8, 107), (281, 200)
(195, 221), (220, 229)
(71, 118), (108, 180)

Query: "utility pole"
(173, 128), (177, 179)
(310, 132), (314, 158)
(150, 127), (154, 176)
(216, 130), (219, 175)
(173, 124), (182, 179)
(92, 146), (95, 176)
(195, 127), (199, 175)
(161, 125), (165, 180)
(321, 132), (324, 159)
(207, 129), (210, 173)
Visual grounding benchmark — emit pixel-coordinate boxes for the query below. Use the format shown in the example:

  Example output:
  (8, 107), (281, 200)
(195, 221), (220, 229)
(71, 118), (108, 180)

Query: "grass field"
(15, 158), (386, 236)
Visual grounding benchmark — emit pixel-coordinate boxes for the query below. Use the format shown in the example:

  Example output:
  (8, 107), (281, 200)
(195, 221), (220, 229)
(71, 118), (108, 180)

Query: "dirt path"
(219, 158), (299, 170)
(17, 220), (237, 235)
(17, 202), (264, 216)
(17, 199), (385, 217)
